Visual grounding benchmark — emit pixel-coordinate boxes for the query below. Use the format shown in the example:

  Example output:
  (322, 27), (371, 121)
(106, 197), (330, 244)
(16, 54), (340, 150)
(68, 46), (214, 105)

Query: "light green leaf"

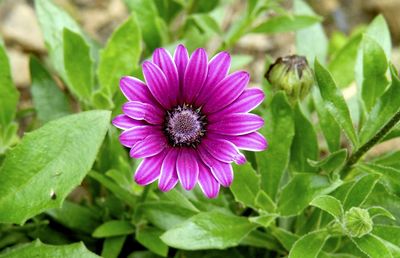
(230, 54), (253, 71)
(310, 195), (343, 220)
(278, 173), (342, 216)
(101, 236), (126, 258)
(160, 211), (256, 250)
(0, 111), (110, 224)
(289, 230), (329, 258)
(161, 189), (199, 212)
(230, 163), (260, 209)
(0, 240), (99, 258)
(352, 234), (393, 258)
(255, 190), (276, 213)
(315, 59), (358, 146)
(343, 173), (380, 210)
(93, 220), (135, 238)
(357, 163), (400, 187)
(270, 227), (299, 251)
(30, 56), (71, 123)
(136, 226), (168, 257)
(249, 214), (277, 228)
(308, 149), (347, 173)
(97, 16), (142, 99)
(373, 225), (400, 247)
(252, 15), (322, 34)
(257, 92), (294, 199)
(63, 29), (94, 102)
(190, 14), (221, 35)
(367, 206), (395, 220)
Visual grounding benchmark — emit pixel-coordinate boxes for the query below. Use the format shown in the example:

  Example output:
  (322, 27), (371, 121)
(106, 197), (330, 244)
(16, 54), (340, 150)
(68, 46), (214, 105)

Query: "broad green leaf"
(46, 201), (101, 234)
(160, 211), (256, 250)
(255, 190), (276, 213)
(136, 226), (168, 257)
(290, 104), (318, 173)
(308, 149), (347, 173)
(278, 173), (342, 216)
(343, 173), (380, 210)
(63, 29), (94, 102)
(230, 163), (260, 209)
(257, 92), (294, 199)
(0, 240), (99, 258)
(352, 234), (393, 258)
(30, 57), (71, 123)
(310, 195), (343, 220)
(270, 227), (299, 251)
(190, 14), (221, 35)
(249, 214), (277, 228)
(240, 230), (282, 250)
(358, 163), (400, 186)
(315, 59), (358, 146)
(101, 236), (126, 258)
(372, 225), (400, 247)
(35, 0), (86, 80)
(92, 220), (135, 238)
(289, 230), (329, 258)
(127, 251), (161, 258)
(360, 36), (389, 112)
(0, 45), (19, 130)
(373, 150), (400, 168)
(97, 16), (142, 99)
(368, 206), (395, 220)
(161, 189), (199, 212)
(0, 111), (110, 224)
(294, 0), (328, 65)
(252, 15), (322, 34)
(359, 66), (400, 145)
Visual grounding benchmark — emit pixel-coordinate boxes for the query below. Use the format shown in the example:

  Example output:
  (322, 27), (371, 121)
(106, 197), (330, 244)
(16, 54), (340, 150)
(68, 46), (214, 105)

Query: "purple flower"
(113, 45), (267, 198)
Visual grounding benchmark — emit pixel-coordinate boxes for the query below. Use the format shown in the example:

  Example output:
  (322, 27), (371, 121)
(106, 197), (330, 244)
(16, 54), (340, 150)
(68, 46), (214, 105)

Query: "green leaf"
(360, 36), (389, 112)
(230, 54), (253, 71)
(367, 206), (395, 220)
(372, 225), (400, 247)
(343, 173), (380, 210)
(315, 59), (358, 146)
(257, 92), (294, 199)
(252, 15), (322, 34)
(161, 189), (199, 212)
(278, 173), (342, 216)
(0, 240), (99, 258)
(359, 66), (400, 145)
(357, 163), (400, 187)
(160, 211), (256, 250)
(230, 163), (260, 209)
(93, 220), (135, 238)
(0, 45), (19, 131)
(308, 149), (347, 173)
(270, 227), (299, 251)
(310, 195), (343, 220)
(101, 236), (126, 258)
(0, 110), (110, 224)
(249, 214), (277, 228)
(30, 57), (71, 123)
(136, 226), (168, 257)
(97, 16), (142, 99)
(63, 29), (94, 102)
(289, 230), (329, 258)
(352, 234), (393, 258)
(290, 104), (319, 173)
(190, 14), (221, 35)
(255, 190), (276, 213)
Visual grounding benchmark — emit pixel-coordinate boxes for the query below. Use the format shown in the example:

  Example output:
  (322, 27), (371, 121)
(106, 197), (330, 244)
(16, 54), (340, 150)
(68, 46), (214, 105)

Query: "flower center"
(164, 104), (207, 147)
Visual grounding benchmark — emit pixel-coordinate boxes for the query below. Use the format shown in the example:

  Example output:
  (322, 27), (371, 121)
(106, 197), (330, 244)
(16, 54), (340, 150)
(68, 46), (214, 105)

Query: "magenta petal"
(195, 51), (231, 106)
(130, 133), (167, 158)
(203, 71), (249, 114)
(183, 48), (208, 103)
(112, 114), (144, 130)
(198, 161), (220, 198)
(123, 101), (164, 125)
(153, 48), (179, 105)
(142, 61), (175, 108)
(222, 132), (268, 151)
(202, 137), (246, 165)
(120, 76), (158, 105)
(119, 125), (160, 147)
(176, 148), (199, 190)
(173, 44), (189, 84)
(134, 151), (167, 185)
(208, 113), (264, 135)
(159, 148), (179, 192)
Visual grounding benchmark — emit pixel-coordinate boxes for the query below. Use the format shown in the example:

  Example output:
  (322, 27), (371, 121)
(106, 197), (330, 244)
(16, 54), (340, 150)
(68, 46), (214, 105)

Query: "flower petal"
(153, 48), (179, 106)
(222, 132), (268, 151)
(142, 61), (175, 108)
(176, 148), (199, 190)
(130, 133), (167, 158)
(183, 48), (208, 103)
(201, 137), (246, 164)
(158, 148), (179, 192)
(122, 101), (164, 125)
(198, 161), (220, 198)
(119, 125), (160, 147)
(173, 44), (189, 85)
(134, 150), (167, 185)
(202, 71), (249, 114)
(209, 88), (264, 120)
(112, 114), (145, 130)
(120, 76), (158, 106)
(208, 113), (264, 135)
(195, 51), (231, 106)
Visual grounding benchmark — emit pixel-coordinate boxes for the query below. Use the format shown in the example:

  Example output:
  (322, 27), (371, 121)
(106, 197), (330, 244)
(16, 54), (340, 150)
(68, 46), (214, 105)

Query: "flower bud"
(265, 55), (313, 102)
(344, 207), (373, 238)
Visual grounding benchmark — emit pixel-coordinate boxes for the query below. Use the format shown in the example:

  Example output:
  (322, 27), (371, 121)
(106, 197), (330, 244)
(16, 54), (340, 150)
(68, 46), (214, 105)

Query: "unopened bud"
(344, 207), (373, 238)
(266, 55), (313, 102)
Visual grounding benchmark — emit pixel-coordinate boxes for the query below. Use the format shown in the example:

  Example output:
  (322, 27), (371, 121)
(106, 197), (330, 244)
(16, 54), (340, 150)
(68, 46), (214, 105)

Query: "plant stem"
(341, 109), (400, 178)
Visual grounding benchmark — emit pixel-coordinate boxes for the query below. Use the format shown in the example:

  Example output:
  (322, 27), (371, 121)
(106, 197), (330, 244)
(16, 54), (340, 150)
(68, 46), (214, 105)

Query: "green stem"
(341, 109), (400, 178)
